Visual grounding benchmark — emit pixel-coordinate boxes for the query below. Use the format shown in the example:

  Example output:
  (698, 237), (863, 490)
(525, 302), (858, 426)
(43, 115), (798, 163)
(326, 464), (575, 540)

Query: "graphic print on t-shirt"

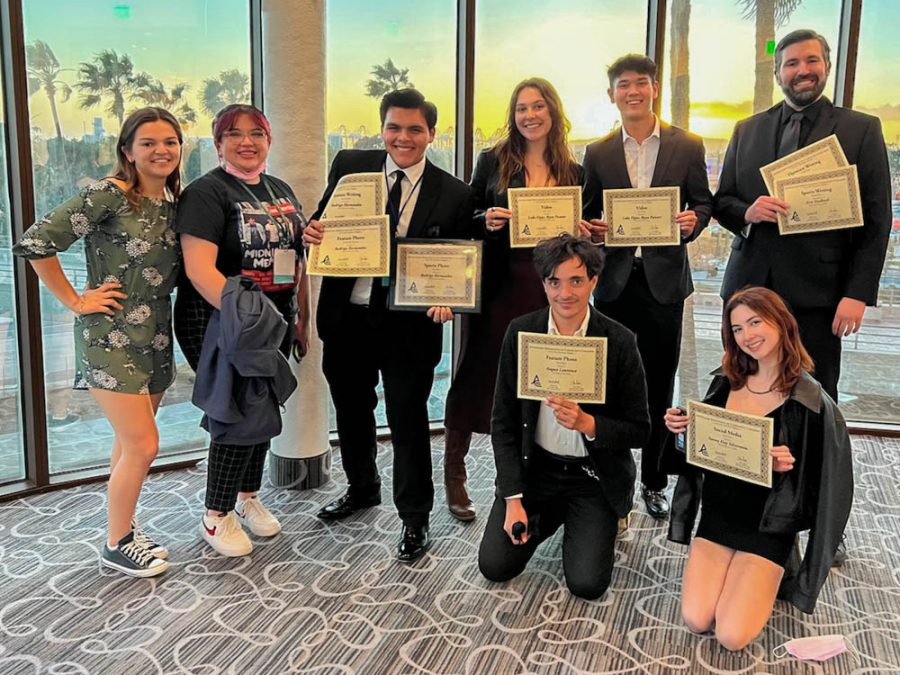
(236, 196), (299, 292)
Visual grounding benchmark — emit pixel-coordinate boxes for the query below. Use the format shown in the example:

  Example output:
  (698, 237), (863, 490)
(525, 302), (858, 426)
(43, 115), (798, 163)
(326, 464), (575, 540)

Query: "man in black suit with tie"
(478, 235), (649, 599)
(582, 54), (712, 523)
(714, 29), (891, 401)
(303, 89), (472, 563)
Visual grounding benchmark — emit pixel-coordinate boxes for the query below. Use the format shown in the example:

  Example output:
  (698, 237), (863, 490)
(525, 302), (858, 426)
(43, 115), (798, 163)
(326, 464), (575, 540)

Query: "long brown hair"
(494, 78), (579, 192)
(721, 287), (814, 394)
(110, 106), (183, 207)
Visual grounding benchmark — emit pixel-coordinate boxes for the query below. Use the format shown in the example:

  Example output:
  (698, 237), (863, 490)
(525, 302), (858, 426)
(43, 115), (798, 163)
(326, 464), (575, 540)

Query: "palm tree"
(25, 40), (71, 139)
(365, 59), (413, 99)
(75, 50), (136, 128)
(131, 74), (198, 128)
(737, 0), (803, 113)
(200, 69), (250, 116)
(669, 0), (691, 129)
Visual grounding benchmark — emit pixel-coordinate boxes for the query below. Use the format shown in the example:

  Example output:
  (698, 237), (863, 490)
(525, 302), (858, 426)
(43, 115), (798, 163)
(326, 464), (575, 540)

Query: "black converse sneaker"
(131, 518), (168, 559)
(102, 531), (169, 577)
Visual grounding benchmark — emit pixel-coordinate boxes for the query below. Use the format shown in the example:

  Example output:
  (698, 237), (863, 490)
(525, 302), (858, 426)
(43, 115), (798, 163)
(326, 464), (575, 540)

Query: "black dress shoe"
(396, 524), (430, 563)
(641, 485), (670, 520)
(317, 492), (380, 520)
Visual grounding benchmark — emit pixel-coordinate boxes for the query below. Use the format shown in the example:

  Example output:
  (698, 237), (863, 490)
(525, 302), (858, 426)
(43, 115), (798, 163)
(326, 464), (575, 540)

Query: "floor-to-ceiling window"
(661, 0), (843, 403)
(473, 0), (647, 163)
(22, 0), (252, 473)
(847, 0), (900, 423)
(0, 43), (25, 483)
(325, 0), (457, 426)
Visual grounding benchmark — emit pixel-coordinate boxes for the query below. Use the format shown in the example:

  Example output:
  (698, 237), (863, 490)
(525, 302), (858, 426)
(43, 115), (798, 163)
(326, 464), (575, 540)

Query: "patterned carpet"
(1, 433), (898, 674)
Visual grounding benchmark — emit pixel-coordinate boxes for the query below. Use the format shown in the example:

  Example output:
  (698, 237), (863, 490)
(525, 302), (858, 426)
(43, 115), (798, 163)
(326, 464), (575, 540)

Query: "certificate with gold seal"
(760, 134), (848, 194)
(307, 215), (390, 277)
(686, 401), (774, 487)
(603, 186), (681, 247)
(323, 172), (384, 218)
(517, 332), (607, 404)
(773, 165), (863, 236)
(390, 239), (483, 313)
(508, 186), (582, 248)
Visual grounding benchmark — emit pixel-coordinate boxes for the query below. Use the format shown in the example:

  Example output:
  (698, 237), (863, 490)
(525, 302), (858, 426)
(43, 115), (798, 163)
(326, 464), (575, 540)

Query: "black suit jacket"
(470, 149), (584, 297)
(311, 149), (473, 352)
(491, 306), (651, 518)
(582, 122), (713, 305)
(714, 99), (892, 309)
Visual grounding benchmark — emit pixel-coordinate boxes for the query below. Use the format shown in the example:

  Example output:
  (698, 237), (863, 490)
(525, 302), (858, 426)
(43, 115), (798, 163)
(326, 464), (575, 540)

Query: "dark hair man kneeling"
(478, 234), (650, 599)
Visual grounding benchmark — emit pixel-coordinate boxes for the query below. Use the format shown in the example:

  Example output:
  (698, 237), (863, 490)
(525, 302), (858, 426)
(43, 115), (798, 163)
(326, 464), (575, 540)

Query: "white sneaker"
(235, 496), (282, 537)
(200, 512), (252, 557)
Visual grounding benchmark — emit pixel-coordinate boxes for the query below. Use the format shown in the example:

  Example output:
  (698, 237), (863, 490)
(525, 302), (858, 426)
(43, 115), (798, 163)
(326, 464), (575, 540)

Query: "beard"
(781, 74), (827, 108)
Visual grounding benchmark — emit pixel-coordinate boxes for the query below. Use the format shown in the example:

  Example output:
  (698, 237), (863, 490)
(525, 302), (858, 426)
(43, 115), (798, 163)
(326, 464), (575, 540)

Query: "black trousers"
(478, 450), (618, 600)
(793, 307), (841, 401)
(322, 305), (440, 528)
(595, 262), (683, 491)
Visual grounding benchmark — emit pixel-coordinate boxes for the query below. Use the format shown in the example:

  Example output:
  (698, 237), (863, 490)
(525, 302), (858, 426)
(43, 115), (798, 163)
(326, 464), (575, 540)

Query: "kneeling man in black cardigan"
(478, 234), (650, 599)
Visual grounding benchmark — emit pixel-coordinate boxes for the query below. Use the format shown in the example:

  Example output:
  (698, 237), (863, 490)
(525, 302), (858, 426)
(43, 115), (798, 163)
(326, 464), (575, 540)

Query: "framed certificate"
(389, 239), (483, 313)
(322, 172), (385, 218)
(603, 186), (681, 247)
(760, 134), (848, 194)
(307, 215), (390, 277)
(517, 332), (607, 404)
(773, 165), (863, 236)
(686, 401), (774, 487)
(508, 186), (582, 248)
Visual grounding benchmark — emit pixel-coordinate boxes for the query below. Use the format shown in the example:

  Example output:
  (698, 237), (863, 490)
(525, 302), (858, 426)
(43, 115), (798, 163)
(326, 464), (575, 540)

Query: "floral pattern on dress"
(12, 180), (180, 395)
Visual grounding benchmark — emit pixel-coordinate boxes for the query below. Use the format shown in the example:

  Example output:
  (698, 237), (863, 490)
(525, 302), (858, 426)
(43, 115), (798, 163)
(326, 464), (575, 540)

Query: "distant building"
(81, 117), (106, 143)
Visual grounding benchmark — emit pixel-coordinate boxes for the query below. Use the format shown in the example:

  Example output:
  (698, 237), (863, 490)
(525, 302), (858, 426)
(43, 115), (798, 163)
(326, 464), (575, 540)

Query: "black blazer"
(713, 99), (892, 310)
(311, 149), (473, 346)
(490, 306), (651, 518)
(582, 122), (713, 305)
(470, 149), (584, 297)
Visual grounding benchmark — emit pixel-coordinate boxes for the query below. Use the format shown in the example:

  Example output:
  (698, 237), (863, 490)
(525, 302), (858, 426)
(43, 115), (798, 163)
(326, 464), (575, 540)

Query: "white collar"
(385, 153), (427, 184)
(548, 307), (591, 337)
(621, 115), (661, 145)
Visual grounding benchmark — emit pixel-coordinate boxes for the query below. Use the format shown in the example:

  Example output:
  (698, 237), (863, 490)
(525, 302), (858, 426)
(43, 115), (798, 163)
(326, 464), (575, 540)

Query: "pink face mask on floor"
(773, 634), (852, 662)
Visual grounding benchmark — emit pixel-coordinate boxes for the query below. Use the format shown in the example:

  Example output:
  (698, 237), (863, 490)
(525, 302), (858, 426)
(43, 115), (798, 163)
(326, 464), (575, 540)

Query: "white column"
(262, 0), (331, 489)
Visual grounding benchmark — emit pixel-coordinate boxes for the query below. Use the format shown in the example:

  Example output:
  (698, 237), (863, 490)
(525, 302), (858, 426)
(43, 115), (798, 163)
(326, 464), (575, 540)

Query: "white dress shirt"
(534, 309), (593, 458)
(621, 116), (661, 258)
(349, 154), (427, 306)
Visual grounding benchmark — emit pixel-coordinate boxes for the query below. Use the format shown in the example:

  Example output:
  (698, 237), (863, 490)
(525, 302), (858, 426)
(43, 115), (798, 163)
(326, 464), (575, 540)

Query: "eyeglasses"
(221, 129), (268, 142)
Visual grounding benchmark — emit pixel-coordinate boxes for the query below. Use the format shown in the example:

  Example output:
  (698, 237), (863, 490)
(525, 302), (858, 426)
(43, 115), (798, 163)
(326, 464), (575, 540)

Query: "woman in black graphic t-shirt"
(174, 103), (309, 559)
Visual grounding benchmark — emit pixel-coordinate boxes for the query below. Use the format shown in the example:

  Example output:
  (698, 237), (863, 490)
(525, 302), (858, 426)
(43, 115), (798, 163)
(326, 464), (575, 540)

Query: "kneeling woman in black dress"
(664, 286), (852, 651)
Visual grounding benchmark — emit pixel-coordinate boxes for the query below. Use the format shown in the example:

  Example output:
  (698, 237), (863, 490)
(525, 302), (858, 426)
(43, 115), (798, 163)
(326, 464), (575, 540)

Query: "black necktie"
(371, 170), (406, 310)
(387, 170), (405, 232)
(777, 111), (804, 158)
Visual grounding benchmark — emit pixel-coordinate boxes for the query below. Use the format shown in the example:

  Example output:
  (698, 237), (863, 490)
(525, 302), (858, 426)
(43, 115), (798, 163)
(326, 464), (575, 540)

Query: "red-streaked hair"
(721, 286), (814, 393)
(211, 104), (272, 145)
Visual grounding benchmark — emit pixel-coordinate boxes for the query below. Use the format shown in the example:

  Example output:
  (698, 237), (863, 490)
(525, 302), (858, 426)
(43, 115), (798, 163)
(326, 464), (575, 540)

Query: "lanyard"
(383, 165), (424, 229)
(231, 174), (304, 243)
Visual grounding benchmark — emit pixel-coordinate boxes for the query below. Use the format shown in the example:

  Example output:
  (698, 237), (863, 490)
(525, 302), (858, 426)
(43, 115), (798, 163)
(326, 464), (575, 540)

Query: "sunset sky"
(326, 0), (898, 144)
(23, 0), (250, 137)
(16, 0), (899, 146)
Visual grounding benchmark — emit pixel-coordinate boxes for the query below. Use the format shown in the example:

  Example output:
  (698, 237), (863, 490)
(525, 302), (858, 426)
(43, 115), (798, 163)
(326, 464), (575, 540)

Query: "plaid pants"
(205, 441), (270, 512)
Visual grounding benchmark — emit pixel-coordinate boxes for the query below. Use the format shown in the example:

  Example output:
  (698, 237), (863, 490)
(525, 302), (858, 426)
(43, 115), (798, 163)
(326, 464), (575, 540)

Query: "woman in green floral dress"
(13, 107), (182, 578)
